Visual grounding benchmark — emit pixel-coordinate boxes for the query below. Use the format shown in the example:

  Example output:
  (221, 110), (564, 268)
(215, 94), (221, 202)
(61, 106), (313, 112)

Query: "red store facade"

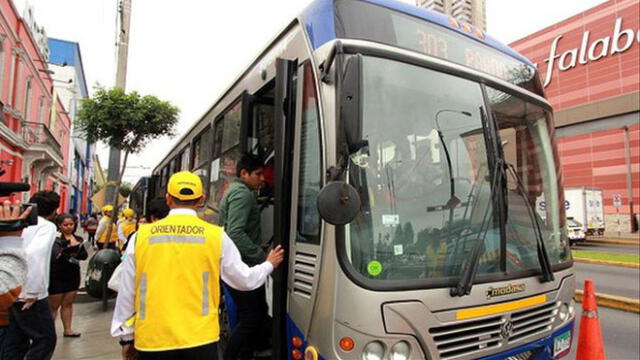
(0, 2), (71, 210)
(511, 0), (639, 233)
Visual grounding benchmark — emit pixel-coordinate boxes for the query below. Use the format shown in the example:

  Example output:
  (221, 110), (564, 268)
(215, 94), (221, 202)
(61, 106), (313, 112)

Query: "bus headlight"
(362, 341), (385, 360)
(558, 303), (569, 321)
(569, 300), (576, 316)
(390, 341), (411, 360)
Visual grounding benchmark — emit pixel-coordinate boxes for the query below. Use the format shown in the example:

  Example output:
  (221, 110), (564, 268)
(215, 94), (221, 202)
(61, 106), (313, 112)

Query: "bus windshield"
(343, 56), (570, 285)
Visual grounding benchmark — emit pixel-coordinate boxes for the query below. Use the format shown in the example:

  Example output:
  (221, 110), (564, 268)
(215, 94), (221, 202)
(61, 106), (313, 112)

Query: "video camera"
(0, 182), (38, 232)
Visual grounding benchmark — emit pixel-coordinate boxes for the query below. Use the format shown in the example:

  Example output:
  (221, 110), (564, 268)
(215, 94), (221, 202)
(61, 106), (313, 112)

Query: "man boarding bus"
(111, 171), (284, 360)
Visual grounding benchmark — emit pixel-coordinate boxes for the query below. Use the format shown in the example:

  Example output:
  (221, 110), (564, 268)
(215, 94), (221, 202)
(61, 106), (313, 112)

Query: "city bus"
(128, 176), (154, 220)
(137, 0), (576, 358)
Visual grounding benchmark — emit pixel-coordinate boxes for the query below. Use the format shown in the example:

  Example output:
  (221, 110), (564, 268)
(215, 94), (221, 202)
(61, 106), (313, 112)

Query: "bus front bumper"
(479, 320), (575, 360)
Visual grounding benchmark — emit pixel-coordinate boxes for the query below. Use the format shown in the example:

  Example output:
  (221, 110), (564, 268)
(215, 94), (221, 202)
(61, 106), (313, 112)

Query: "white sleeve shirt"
(19, 217), (57, 300)
(111, 208), (274, 340)
(117, 222), (126, 244)
(95, 217), (111, 241)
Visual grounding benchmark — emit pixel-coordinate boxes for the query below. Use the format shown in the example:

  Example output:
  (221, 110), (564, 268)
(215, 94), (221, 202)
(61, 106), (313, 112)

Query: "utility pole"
(623, 126), (638, 232)
(105, 0), (132, 208)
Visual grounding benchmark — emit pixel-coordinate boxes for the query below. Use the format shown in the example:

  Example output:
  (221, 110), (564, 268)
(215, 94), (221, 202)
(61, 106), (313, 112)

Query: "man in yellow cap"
(95, 205), (118, 250)
(111, 171), (284, 360)
(117, 209), (136, 251)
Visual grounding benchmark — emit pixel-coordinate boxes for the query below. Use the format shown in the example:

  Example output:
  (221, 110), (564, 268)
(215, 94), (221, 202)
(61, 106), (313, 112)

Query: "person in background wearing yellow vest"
(110, 171), (285, 360)
(118, 209), (137, 251)
(95, 205), (118, 250)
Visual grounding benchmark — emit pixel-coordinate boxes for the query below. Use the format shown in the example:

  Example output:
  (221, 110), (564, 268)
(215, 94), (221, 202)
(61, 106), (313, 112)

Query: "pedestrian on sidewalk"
(117, 209), (137, 252)
(95, 206), (118, 250)
(120, 200), (168, 254)
(111, 171), (284, 360)
(84, 214), (98, 247)
(48, 214), (88, 338)
(1, 191), (60, 360)
(218, 153), (270, 360)
(0, 201), (32, 350)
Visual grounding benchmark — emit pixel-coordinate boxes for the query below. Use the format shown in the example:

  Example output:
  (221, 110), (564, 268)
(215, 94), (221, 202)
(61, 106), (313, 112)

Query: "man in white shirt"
(111, 172), (284, 360)
(1, 191), (60, 360)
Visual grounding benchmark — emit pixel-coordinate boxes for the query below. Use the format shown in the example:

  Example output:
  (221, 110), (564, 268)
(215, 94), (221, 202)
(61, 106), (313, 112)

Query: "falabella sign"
(539, 17), (639, 88)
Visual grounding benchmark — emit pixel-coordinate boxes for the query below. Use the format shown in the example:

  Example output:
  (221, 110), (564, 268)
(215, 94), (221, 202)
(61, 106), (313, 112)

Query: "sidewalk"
(586, 233), (639, 245)
(52, 228), (121, 359)
(52, 301), (120, 359)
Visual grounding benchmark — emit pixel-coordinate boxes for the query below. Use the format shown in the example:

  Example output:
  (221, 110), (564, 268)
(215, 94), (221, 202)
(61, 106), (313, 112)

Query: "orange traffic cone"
(576, 279), (606, 360)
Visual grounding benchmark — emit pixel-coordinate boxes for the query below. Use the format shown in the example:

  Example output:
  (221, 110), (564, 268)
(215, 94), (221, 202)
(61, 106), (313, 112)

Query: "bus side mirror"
(317, 181), (361, 225)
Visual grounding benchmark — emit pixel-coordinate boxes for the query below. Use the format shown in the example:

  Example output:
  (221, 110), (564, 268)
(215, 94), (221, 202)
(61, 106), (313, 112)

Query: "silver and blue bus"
(137, 0), (576, 358)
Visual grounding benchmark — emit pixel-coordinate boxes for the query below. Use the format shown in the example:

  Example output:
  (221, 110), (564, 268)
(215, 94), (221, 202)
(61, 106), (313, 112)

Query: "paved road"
(569, 306), (640, 360)
(575, 262), (640, 299)
(573, 241), (640, 255)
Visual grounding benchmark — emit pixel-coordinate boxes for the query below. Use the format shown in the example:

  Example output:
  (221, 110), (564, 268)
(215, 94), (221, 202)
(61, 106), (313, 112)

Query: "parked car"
(567, 217), (586, 245)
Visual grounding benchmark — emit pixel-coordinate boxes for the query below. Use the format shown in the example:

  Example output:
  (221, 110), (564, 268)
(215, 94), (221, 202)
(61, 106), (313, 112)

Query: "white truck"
(564, 187), (605, 236)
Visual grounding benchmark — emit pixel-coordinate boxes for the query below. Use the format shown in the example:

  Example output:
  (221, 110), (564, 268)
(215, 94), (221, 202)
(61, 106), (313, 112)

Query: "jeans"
(138, 341), (218, 360)
(1, 299), (56, 360)
(87, 232), (95, 245)
(223, 286), (268, 360)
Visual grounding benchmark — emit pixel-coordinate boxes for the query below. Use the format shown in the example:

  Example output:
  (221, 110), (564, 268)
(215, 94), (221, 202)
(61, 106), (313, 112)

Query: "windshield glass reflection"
(345, 56), (500, 281)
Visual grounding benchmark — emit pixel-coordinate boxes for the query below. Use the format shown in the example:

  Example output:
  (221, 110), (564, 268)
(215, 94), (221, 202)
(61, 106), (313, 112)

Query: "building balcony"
(22, 121), (63, 160)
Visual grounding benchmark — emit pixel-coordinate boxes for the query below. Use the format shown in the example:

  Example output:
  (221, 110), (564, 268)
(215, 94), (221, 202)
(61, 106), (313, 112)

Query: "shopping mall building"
(510, 0), (639, 233)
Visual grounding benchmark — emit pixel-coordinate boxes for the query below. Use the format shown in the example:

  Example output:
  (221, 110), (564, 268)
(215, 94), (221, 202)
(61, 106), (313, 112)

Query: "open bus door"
(216, 57), (297, 359)
(272, 57), (297, 360)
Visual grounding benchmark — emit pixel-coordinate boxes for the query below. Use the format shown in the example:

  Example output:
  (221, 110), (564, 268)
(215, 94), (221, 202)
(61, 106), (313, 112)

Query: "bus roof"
(300, 0), (533, 66)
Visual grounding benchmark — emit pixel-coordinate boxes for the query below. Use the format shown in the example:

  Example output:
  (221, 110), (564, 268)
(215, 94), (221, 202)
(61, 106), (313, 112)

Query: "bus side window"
(182, 146), (191, 171)
(191, 137), (201, 170)
(192, 125), (213, 195)
(296, 62), (322, 244)
(208, 100), (243, 214)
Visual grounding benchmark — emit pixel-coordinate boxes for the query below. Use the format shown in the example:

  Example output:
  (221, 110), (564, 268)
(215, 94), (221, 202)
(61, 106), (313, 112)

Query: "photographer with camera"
(1, 191), (60, 360)
(0, 200), (32, 348)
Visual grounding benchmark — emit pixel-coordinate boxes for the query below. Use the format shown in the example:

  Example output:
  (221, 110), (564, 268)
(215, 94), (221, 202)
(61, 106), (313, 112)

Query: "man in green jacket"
(219, 153), (267, 360)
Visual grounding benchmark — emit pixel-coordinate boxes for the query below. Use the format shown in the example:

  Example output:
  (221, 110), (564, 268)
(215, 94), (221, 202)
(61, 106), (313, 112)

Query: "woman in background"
(83, 214), (98, 247)
(49, 214), (88, 337)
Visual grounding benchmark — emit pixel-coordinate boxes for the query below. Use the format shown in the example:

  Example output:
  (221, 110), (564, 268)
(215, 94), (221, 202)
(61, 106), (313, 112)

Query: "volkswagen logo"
(501, 321), (514, 339)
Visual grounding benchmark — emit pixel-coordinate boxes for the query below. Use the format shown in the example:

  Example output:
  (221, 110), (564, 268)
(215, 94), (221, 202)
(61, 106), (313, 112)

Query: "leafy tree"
(76, 87), (179, 239)
(92, 181), (133, 198)
(119, 182), (133, 198)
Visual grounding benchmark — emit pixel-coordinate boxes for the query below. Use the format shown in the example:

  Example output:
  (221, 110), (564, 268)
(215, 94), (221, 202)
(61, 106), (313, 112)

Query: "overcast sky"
(14, 0), (608, 184)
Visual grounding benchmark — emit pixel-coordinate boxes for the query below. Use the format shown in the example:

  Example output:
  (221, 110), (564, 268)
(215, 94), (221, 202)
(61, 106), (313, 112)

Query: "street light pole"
(623, 126), (638, 232)
(105, 0), (132, 208)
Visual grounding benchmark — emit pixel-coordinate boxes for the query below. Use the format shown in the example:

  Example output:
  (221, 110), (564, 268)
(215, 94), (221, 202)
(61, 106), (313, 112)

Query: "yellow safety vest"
(98, 217), (118, 243)
(133, 213), (223, 351)
(118, 220), (137, 250)
(121, 220), (136, 238)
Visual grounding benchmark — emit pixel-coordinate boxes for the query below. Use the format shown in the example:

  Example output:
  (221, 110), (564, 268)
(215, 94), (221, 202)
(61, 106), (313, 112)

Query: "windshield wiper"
(450, 158), (505, 297)
(504, 162), (555, 283)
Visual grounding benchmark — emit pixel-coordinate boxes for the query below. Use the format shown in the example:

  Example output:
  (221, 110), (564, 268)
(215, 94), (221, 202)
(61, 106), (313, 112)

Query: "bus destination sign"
(390, 13), (536, 86)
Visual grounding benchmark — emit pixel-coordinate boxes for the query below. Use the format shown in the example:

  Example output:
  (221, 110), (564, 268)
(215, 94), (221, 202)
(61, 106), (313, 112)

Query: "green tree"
(119, 182), (133, 198)
(92, 181), (133, 198)
(76, 87), (179, 239)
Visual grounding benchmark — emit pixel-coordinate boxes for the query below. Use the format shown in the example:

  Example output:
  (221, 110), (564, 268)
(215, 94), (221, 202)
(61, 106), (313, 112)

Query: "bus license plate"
(553, 331), (571, 356)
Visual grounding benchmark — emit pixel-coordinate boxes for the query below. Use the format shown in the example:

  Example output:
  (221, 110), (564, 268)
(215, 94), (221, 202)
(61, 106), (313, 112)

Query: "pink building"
(510, 0), (639, 232)
(0, 1), (71, 211)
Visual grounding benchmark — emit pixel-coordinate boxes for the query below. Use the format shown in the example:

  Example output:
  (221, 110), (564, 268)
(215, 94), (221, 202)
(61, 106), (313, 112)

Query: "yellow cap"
(123, 208), (135, 218)
(102, 205), (113, 212)
(167, 171), (203, 201)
